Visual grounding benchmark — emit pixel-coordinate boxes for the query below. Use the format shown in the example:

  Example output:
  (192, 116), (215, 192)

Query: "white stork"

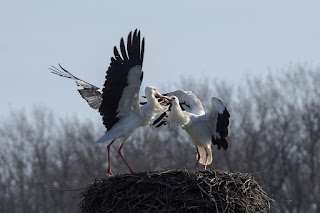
(50, 30), (169, 176)
(153, 90), (230, 170)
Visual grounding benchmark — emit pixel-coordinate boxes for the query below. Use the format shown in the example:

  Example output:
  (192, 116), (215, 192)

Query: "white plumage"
(51, 30), (230, 173)
(154, 90), (230, 170)
(51, 30), (169, 176)
(93, 86), (167, 146)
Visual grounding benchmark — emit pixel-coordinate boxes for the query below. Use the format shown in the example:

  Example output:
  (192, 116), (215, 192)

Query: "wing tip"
(111, 29), (144, 65)
(212, 136), (229, 150)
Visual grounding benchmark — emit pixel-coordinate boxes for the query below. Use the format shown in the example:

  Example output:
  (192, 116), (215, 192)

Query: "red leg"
(204, 149), (209, 170)
(106, 139), (116, 176)
(195, 146), (200, 170)
(118, 140), (135, 173)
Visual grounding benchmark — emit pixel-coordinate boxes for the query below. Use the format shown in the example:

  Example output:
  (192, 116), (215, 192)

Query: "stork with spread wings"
(50, 30), (169, 176)
(153, 90), (230, 170)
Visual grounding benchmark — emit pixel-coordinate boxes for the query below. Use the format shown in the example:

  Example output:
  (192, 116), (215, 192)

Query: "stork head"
(170, 96), (180, 106)
(145, 86), (171, 104)
(145, 86), (158, 99)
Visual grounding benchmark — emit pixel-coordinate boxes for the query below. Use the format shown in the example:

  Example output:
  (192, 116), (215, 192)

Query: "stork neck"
(146, 94), (155, 103)
(171, 104), (183, 114)
(147, 95), (161, 109)
(169, 104), (190, 126)
(140, 95), (162, 122)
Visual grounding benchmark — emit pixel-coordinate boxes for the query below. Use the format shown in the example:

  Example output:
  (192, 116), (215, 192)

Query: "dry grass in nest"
(78, 169), (272, 213)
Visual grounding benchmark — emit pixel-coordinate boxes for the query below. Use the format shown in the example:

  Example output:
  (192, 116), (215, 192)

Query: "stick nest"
(78, 169), (272, 213)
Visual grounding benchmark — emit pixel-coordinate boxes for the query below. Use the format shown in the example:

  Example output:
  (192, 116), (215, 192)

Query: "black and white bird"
(153, 90), (230, 170)
(50, 30), (169, 176)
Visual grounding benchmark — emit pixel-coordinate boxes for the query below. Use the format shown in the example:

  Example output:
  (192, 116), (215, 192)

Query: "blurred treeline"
(0, 65), (319, 213)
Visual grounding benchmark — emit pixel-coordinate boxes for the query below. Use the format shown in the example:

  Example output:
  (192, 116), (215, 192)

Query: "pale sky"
(1, 0), (319, 121)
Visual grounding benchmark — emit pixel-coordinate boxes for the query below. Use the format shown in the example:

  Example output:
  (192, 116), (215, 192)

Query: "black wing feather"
(141, 38), (145, 63)
(152, 112), (167, 126)
(99, 30), (144, 130)
(120, 38), (129, 61)
(156, 121), (167, 128)
(212, 107), (230, 150)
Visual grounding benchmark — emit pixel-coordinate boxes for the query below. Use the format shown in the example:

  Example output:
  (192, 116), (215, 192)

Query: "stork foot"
(106, 169), (114, 177)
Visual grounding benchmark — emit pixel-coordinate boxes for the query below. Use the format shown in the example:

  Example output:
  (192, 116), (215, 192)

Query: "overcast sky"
(1, 0), (319, 121)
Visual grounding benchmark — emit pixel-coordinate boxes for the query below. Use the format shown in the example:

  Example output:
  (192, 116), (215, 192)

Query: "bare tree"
(0, 65), (319, 212)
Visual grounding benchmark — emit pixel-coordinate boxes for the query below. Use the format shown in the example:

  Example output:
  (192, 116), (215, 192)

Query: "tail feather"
(92, 130), (120, 147)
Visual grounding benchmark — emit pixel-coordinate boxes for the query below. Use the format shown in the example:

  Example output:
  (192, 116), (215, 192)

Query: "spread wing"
(99, 30), (144, 130)
(49, 64), (103, 110)
(152, 90), (205, 128)
(165, 90), (205, 115)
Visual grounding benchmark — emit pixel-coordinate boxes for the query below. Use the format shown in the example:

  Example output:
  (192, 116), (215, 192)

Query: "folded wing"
(209, 97), (230, 150)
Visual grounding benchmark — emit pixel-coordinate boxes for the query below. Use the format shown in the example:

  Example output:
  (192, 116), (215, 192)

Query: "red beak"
(155, 93), (171, 104)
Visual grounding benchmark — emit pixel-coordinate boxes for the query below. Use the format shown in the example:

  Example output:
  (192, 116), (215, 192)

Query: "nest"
(78, 169), (272, 213)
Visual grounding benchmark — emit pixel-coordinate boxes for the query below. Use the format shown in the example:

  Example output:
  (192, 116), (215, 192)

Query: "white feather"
(117, 65), (142, 118)
(166, 90), (205, 115)
(165, 91), (230, 166)
(93, 86), (167, 146)
(212, 97), (225, 114)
